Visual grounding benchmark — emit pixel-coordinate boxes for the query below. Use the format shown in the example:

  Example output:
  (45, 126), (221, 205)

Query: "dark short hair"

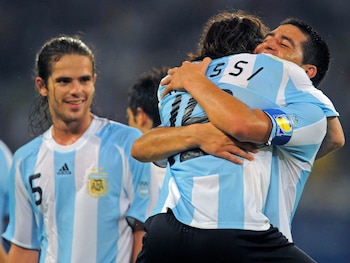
(280, 18), (330, 87)
(128, 67), (169, 128)
(36, 35), (95, 86)
(189, 10), (269, 61)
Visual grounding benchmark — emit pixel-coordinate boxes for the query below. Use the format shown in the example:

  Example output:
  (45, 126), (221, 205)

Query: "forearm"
(7, 244), (39, 263)
(0, 245), (7, 263)
(182, 71), (271, 143)
(132, 123), (257, 164)
(316, 117), (345, 160)
(132, 125), (201, 162)
(132, 230), (145, 263)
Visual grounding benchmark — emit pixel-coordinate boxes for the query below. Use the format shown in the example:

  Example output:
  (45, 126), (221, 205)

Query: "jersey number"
(29, 173), (42, 206)
(209, 60), (263, 80)
(168, 89), (232, 164)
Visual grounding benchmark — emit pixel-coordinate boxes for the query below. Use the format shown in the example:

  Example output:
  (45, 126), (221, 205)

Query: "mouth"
(65, 99), (86, 110)
(68, 100), (84, 105)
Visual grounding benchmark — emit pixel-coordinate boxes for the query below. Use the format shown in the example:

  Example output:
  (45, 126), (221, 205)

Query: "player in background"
(127, 67), (168, 215)
(0, 140), (12, 263)
(3, 35), (150, 263)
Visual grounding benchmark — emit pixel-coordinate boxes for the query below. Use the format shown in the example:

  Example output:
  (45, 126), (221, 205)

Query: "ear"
(136, 107), (154, 129)
(302, 64), (317, 79)
(35, 77), (48, 96)
(136, 107), (148, 126)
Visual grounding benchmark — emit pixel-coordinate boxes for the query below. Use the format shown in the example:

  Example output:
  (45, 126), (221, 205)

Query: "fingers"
(160, 74), (170, 86)
(167, 66), (178, 76)
(160, 57), (213, 98)
(202, 57), (212, 68)
(215, 151), (249, 165)
(162, 85), (172, 98)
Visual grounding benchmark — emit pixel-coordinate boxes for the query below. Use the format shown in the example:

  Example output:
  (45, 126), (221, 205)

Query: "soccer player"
(133, 15), (344, 241)
(127, 67), (168, 215)
(255, 18), (344, 159)
(133, 11), (340, 262)
(3, 36), (151, 263)
(0, 140), (12, 262)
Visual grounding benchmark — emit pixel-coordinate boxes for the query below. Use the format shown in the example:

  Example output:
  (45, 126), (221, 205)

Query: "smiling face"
(36, 54), (96, 127)
(254, 24), (307, 66)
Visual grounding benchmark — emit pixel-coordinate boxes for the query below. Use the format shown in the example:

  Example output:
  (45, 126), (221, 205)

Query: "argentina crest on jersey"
(138, 181), (150, 198)
(87, 167), (108, 198)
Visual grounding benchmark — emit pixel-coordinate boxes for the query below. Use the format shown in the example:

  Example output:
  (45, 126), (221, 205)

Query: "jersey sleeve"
(288, 63), (339, 118)
(124, 131), (151, 225)
(0, 141), (12, 227)
(264, 102), (327, 162)
(2, 154), (40, 250)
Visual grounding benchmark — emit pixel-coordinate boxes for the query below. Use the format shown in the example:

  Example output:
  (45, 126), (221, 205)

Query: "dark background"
(0, 1), (349, 262)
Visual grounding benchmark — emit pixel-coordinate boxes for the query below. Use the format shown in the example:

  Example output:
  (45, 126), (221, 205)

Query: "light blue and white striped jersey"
(0, 140), (12, 239)
(153, 53), (337, 235)
(3, 116), (151, 263)
(146, 163), (166, 217)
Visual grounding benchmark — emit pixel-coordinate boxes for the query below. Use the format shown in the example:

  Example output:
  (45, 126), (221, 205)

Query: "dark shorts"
(136, 209), (317, 263)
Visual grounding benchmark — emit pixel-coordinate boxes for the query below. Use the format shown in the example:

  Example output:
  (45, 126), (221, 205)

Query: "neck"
(52, 114), (93, 145)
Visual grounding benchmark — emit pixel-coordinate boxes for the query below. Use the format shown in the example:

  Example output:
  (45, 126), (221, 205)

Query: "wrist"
(184, 124), (205, 148)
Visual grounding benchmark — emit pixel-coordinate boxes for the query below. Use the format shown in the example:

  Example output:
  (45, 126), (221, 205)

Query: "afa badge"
(87, 167), (108, 198)
(138, 181), (150, 199)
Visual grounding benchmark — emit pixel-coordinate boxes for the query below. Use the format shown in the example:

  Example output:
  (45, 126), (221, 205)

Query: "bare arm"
(132, 122), (257, 165)
(0, 244), (7, 263)
(131, 220), (145, 263)
(161, 58), (272, 144)
(7, 244), (39, 263)
(316, 116), (345, 160)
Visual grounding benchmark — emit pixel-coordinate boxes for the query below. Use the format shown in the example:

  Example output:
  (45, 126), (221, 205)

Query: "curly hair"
(188, 10), (269, 61)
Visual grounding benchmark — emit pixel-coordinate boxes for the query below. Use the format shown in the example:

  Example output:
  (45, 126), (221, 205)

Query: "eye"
(280, 40), (292, 48)
(280, 43), (291, 48)
(56, 77), (71, 84)
(80, 76), (92, 83)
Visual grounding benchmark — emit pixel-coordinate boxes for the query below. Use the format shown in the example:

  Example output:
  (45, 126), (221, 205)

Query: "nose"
(255, 38), (277, 54)
(262, 38), (277, 51)
(70, 80), (83, 93)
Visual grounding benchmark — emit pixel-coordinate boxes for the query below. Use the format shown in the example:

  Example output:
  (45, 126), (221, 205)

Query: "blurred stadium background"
(0, 1), (349, 262)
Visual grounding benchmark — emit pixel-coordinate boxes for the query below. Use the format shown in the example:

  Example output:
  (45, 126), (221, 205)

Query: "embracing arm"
(132, 122), (257, 165)
(161, 57), (272, 144)
(316, 116), (345, 160)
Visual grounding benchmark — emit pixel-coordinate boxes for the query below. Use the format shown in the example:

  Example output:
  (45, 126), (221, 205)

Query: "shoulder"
(0, 140), (12, 162)
(95, 117), (142, 144)
(13, 136), (43, 163)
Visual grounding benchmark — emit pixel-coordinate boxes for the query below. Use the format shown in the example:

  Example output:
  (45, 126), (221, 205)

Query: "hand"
(160, 57), (212, 98)
(197, 123), (258, 165)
